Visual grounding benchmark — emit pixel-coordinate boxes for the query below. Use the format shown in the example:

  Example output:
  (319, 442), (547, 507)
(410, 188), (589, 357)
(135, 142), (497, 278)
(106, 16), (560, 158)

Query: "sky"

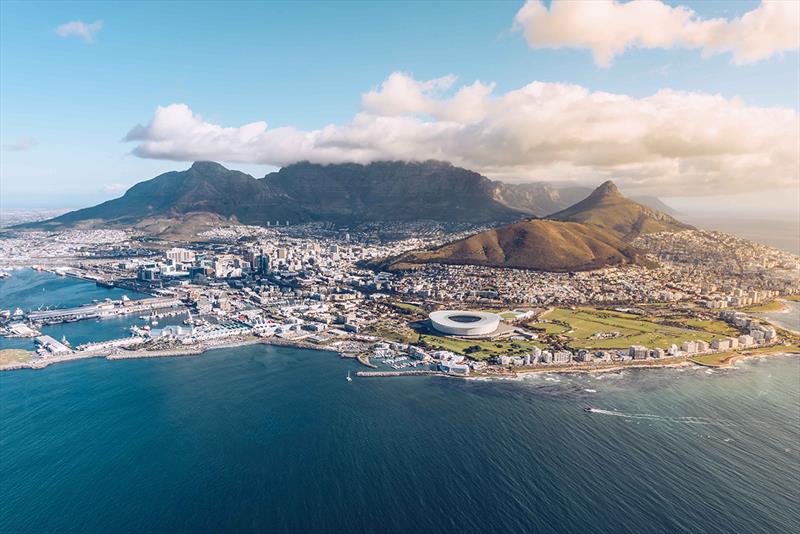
(1, 0), (798, 218)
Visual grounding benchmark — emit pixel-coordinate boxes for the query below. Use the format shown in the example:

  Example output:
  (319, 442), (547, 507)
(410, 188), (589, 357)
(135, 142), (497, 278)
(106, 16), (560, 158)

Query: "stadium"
(429, 310), (501, 337)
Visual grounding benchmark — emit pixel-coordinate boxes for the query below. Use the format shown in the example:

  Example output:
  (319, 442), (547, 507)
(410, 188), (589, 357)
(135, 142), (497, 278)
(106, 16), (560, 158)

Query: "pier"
(355, 370), (442, 377)
(25, 297), (184, 325)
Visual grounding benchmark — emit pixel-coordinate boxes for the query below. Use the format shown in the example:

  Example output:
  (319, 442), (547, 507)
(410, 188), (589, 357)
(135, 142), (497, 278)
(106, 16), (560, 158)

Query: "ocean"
(1, 273), (799, 533)
(679, 215), (800, 255)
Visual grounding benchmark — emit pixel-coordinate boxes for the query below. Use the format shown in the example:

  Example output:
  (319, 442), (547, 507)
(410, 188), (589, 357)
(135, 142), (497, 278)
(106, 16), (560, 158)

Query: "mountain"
(491, 183), (593, 217)
(263, 161), (522, 222)
(548, 181), (692, 240)
(47, 162), (297, 227)
(33, 162), (685, 236)
(35, 161), (525, 229)
(377, 181), (688, 272)
(489, 183), (678, 218)
(629, 195), (681, 217)
(377, 219), (646, 272)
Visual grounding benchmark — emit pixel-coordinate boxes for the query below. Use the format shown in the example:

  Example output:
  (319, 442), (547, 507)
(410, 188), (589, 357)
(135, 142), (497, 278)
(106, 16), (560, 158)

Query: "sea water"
(1, 273), (799, 533)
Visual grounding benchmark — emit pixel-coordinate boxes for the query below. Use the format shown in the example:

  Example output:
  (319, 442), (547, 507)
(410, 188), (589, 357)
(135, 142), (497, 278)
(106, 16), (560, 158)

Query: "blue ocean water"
(1, 274), (799, 533)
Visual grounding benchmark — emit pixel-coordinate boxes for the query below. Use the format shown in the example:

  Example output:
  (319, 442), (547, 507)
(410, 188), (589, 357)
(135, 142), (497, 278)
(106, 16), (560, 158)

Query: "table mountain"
(35, 161), (525, 228)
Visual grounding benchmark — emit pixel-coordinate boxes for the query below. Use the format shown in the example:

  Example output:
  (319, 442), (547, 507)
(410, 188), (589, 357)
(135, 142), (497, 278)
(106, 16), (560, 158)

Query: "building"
(552, 350), (572, 363)
(428, 310), (500, 337)
(696, 340), (709, 352)
(711, 339), (731, 351)
(166, 247), (195, 264)
(681, 340), (697, 354)
(35, 335), (71, 356)
(440, 362), (470, 375)
(629, 345), (648, 360)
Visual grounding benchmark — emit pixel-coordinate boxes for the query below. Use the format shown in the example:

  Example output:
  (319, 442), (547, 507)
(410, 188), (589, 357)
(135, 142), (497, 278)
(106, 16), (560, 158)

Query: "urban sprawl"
(1, 222), (798, 375)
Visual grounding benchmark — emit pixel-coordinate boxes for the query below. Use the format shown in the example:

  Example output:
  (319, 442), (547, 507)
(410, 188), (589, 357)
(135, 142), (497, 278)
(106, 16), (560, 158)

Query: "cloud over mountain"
(124, 73), (799, 196)
(513, 0), (799, 66)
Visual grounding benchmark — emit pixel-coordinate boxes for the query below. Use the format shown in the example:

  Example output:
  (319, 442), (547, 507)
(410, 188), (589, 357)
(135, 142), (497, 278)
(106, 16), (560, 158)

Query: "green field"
(418, 334), (545, 361)
(539, 307), (733, 350)
(671, 318), (740, 336)
(691, 344), (800, 366)
(526, 321), (570, 334)
(743, 300), (787, 313)
(390, 302), (427, 316)
(364, 323), (420, 344)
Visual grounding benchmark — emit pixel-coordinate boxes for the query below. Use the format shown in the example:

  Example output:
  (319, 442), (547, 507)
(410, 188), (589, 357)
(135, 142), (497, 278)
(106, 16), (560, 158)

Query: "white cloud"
(124, 72), (799, 196)
(513, 0), (799, 66)
(55, 20), (103, 43)
(4, 138), (37, 151)
(103, 183), (128, 194)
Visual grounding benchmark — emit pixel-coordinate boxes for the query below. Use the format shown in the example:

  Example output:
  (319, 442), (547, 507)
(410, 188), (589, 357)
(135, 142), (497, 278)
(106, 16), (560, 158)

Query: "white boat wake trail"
(587, 408), (736, 426)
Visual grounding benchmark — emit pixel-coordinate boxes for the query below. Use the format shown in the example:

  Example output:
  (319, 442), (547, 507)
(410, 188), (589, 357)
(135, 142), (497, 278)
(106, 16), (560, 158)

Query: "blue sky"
(1, 0), (798, 214)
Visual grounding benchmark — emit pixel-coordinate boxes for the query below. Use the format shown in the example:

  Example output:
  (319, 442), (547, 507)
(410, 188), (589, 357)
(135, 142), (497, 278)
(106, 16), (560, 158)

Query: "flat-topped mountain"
(262, 160), (521, 222)
(28, 161), (680, 232)
(36, 161), (525, 229)
(548, 180), (692, 240)
(377, 181), (687, 272)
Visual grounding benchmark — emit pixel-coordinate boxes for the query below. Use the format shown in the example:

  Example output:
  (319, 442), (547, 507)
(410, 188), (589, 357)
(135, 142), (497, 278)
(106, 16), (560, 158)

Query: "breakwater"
(355, 370), (442, 377)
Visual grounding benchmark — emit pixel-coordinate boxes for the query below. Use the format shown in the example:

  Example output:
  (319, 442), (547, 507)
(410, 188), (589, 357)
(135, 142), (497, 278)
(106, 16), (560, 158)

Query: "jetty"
(355, 370), (442, 377)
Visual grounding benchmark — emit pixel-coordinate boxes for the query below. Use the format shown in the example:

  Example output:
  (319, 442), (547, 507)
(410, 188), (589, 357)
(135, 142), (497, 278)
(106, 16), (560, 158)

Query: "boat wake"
(584, 408), (735, 426)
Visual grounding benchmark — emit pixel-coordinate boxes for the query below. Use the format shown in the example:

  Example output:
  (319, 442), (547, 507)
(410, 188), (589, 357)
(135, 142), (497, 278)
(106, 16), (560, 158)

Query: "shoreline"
(3, 336), (796, 377)
(756, 299), (800, 335)
(0, 335), (342, 372)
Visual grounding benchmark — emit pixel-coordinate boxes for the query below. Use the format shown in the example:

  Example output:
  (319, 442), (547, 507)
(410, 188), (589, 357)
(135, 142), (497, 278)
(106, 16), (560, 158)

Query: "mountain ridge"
(376, 180), (688, 272)
(30, 161), (684, 233)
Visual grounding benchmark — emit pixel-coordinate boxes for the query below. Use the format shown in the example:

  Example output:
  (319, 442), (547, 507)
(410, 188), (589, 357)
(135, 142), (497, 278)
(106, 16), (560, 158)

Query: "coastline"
(4, 334), (795, 379)
(0, 335), (341, 372)
(756, 299), (800, 335)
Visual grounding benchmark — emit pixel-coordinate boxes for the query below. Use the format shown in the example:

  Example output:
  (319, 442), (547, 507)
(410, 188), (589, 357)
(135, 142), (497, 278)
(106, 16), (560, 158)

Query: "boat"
(583, 406), (594, 413)
(346, 370), (352, 382)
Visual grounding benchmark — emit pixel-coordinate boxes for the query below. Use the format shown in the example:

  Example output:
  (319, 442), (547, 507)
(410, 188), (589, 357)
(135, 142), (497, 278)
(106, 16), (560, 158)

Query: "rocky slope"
(548, 181), (692, 240)
(377, 181), (687, 272)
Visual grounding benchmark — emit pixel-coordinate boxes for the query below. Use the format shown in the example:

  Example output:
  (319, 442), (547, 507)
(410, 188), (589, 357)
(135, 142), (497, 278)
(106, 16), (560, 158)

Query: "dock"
(355, 370), (442, 377)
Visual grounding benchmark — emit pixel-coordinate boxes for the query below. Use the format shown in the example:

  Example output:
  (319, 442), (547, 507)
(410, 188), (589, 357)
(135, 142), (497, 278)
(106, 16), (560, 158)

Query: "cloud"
(513, 0), (799, 66)
(4, 138), (37, 151)
(103, 183), (128, 194)
(124, 72), (799, 196)
(55, 20), (103, 43)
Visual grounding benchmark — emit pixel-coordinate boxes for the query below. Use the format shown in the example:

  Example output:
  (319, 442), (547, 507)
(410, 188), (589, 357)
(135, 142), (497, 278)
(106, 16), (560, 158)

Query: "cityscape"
(1, 218), (797, 376)
(1, 1), (798, 533)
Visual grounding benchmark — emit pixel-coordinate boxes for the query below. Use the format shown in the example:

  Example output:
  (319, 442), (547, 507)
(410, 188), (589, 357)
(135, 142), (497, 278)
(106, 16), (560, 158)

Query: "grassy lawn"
(390, 302), (427, 316)
(691, 344), (800, 366)
(743, 300), (787, 313)
(526, 321), (570, 335)
(0, 349), (34, 367)
(364, 323), (420, 344)
(500, 312), (517, 320)
(418, 334), (545, 361)
(543, 307), (730, 350)
(672, 319), (740, 336)
(784, 295), (800, 302)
